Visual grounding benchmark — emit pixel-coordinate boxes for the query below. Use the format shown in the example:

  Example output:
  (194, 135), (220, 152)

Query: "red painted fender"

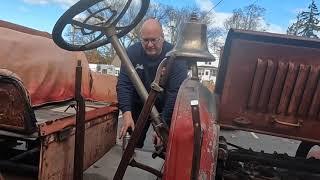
(163, 78), (219, 180)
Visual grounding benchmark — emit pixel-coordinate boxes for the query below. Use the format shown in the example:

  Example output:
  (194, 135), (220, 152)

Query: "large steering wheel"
(52, 0), (149, 51)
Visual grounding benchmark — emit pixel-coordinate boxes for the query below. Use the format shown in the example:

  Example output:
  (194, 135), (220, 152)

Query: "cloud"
(195, 0), (213, 12)
(23, 0), (78, 7)
(210, 11), (231, 29)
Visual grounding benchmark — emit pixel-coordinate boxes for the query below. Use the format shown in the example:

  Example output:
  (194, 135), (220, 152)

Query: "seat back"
(216, 29), (320, 143)
(0, 69), (36, 134)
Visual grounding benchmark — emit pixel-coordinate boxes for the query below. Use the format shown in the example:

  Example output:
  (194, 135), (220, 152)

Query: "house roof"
(111, 55), (121, 67)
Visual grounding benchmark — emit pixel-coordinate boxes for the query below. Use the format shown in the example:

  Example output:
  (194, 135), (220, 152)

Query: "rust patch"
(39, 111), (118, 180)
(0, 82), (32, 132)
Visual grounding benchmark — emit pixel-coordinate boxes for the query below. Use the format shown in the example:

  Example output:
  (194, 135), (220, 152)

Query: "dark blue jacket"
(116, 41), (188, 125)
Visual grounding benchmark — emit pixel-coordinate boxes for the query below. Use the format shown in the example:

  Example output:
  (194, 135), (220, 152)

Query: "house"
(197, 59), (219, 83)
(89, 55), (121, 76)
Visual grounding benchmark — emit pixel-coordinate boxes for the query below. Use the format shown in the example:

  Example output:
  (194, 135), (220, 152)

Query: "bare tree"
(224, 4), (267, 31)
(119, 2), (174, 47)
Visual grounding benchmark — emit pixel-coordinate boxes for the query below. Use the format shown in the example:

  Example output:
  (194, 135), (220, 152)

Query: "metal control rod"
(73, 60), (85, 180)
(114, 57), (171, 180)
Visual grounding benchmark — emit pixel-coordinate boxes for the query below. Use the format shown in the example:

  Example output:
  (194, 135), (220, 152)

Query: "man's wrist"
(123, 111), (132, 119)
(120, 106), (131, 113)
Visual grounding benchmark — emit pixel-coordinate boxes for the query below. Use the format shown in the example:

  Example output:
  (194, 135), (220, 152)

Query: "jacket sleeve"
(116, 45), (138, 113)
(116, 63), (135, 113)
(161, 60), (188, 125)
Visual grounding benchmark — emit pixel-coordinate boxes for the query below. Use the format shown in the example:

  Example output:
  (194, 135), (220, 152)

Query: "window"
(212, 69), (217, 76)
(205, 71), (209, 75)
(198, 69), (203, 76)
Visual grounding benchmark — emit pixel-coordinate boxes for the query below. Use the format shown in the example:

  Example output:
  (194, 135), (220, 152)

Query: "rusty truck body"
(0, 20), (119, 179)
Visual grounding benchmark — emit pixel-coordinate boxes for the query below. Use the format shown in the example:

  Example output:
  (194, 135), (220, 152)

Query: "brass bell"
(166, 14), (215, 62)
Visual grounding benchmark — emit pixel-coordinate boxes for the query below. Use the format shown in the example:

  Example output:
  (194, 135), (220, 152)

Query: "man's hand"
(119, 111), (135, 139)
(152, 131), (162, 147)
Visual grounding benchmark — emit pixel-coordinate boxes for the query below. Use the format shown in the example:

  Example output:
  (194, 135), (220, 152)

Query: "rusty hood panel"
(216, 29), (320, 143)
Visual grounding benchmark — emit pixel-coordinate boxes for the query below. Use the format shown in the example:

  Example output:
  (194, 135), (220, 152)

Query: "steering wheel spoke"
(115, 26), (129, 31)
(111, 0), (132, 26)
(71, 19), (105, 32)
(86, 6), (117, 25)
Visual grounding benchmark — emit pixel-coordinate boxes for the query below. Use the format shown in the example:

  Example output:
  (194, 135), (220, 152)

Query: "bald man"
(116, 18), (188, 148)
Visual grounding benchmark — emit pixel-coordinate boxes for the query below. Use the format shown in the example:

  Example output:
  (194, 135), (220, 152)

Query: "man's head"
(140, 18), (164, 58)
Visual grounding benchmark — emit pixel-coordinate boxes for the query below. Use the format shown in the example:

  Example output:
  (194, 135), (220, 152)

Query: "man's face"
(140, 32), (164, 58)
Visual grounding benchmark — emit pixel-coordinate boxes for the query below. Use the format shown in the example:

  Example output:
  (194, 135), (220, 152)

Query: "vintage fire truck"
(1, 0), (320, 179)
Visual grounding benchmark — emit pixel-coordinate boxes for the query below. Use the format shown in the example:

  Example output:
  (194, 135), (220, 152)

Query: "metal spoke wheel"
(52, 0), (149, 51)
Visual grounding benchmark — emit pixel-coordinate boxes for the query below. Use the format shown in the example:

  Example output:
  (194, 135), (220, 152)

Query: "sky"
(0, 0), (315, 34)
